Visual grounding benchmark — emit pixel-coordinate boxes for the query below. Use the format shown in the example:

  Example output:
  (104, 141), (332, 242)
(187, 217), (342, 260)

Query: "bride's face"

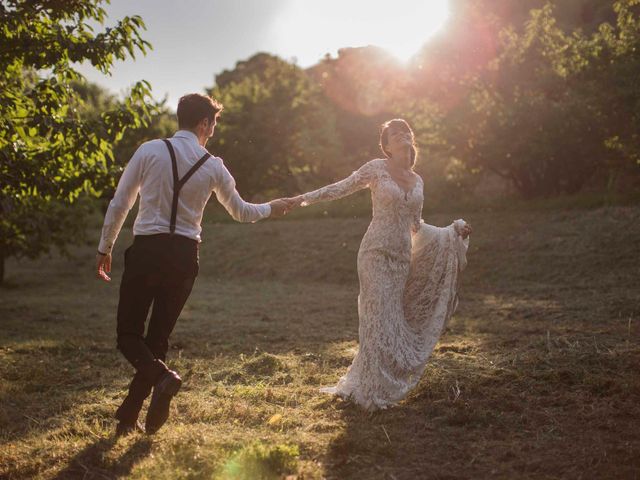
(385, 127), (413, 157)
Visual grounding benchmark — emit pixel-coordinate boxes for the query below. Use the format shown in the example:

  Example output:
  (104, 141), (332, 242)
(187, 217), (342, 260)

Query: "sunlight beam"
(271, 0), (450, 64)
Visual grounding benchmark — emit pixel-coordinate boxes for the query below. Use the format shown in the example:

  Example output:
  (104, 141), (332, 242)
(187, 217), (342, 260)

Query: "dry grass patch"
(1, 205), (639, 479)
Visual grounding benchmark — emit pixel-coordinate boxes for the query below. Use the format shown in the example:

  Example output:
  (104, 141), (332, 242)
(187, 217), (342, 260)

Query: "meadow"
(1, 202), (639, 479)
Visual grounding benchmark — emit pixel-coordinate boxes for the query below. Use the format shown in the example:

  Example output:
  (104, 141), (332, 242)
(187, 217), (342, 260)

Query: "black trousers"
(115, 234), (198, 423)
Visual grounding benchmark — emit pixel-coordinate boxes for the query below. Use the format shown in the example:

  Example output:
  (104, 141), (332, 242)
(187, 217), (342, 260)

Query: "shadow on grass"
(327, 400), (462, 480)
(0, 341), (127, 446)
(322, 336), (640, 480)
(51, 436), (152, 480)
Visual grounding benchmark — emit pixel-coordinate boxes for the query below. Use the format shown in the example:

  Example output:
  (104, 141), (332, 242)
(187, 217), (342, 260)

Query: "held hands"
(96, 252), (112, 282)
(269, 196), (303, 218)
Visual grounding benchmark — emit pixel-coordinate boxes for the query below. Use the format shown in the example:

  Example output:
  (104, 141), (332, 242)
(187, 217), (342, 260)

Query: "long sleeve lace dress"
(302, 159), (469, 410)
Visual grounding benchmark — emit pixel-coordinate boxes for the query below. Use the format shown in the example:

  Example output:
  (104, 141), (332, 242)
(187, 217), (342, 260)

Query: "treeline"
(204, 0), (640, 201)
(61, 0), (640, 203)
(1, 0), (639, 283)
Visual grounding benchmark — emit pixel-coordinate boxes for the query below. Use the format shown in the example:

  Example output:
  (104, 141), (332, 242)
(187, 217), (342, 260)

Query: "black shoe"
(145, 370), (182, 434)
(115, 420), (145, 437)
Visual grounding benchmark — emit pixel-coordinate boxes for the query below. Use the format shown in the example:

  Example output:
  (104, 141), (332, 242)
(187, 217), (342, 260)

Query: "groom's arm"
(212, 159), (272, 222)
(95, 146), (144, 281)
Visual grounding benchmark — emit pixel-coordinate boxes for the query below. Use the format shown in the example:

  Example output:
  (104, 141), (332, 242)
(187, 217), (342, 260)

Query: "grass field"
(1, 203), (639, 479)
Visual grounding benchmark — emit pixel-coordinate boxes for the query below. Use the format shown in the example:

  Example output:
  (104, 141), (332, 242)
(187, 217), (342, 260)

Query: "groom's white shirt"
(98, 130), (271, 254)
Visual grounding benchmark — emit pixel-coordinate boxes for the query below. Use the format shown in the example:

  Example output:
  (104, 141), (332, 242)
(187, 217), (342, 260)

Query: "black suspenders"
(162, 139), (211, 235)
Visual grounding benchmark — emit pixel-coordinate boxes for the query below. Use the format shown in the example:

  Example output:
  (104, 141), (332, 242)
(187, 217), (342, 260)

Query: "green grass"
(1, 204), (639, 479)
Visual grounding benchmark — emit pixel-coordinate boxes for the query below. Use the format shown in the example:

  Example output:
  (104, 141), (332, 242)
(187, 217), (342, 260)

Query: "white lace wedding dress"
(301, 159), (469, 410)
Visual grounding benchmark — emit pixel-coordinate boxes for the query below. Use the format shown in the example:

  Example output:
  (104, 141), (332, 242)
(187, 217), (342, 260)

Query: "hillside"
(1, 206), (639, 479)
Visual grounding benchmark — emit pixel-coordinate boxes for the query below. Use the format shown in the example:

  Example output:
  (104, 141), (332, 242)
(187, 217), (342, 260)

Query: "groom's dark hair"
(177, 94), (223, 129)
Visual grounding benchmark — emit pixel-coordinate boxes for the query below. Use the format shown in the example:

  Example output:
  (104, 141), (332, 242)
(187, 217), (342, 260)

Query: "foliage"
(0, 0), (156, 282)
(309, 47), (402, 176)
(202, 1), (639, 202)
(441, 0), (640, 198)
(589, 0), (640, 183)
(2, 0), (639, 285)
(208, 53), (343, 198)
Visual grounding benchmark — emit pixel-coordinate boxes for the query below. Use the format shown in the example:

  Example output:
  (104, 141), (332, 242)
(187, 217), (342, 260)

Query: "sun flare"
(373, 1), (451, 61)
(272, 0), (451, 64)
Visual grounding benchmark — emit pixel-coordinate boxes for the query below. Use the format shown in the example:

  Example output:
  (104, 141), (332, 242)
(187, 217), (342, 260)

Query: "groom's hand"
(269, 197), (302, 218)
(269, 199), (290, 218)
(96, 252), (112, 282)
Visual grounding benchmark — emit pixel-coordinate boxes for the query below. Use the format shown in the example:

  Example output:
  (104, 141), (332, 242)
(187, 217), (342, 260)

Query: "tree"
(0, 0), (156, 283)
(208, 53), (343, 198)
(443, 1), (640, 198)
(587, 0), (640, 189)
(308, 47), (404, 172)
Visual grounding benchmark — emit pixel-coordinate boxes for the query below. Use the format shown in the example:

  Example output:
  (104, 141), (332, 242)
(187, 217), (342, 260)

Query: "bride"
(290, 119), (471, 410)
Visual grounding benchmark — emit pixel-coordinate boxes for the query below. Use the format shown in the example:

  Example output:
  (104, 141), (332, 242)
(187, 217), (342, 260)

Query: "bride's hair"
(379, 119), (418, 168)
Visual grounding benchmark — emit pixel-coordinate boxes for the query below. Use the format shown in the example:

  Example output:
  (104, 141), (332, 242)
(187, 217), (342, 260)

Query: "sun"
(374, 1), (451, 61)
(271, 0), (451, 65)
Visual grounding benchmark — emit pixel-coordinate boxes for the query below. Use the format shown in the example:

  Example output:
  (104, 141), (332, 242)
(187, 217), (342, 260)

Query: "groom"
(95, 93), (294, 436)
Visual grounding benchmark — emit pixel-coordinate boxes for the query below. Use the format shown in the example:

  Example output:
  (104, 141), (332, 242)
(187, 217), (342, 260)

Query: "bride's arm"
(300, 160), (379, 206)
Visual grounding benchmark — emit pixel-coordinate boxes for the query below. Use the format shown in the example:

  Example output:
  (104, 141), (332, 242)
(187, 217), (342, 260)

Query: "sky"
(77, 0), (450, 109)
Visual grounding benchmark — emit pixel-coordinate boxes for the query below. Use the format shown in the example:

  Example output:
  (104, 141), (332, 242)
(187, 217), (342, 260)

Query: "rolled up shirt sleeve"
(97, 146), (145, 254)
(213, 159), (271, 223)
